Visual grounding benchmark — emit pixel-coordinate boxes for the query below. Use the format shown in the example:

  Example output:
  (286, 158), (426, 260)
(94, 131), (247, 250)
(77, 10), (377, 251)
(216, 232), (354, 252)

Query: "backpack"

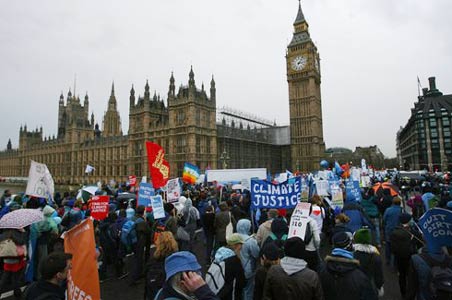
(421, 254), (452, 300)
(206, 261), (227, 295)
(145, 260), (166, 300)
(120, 218), (144, 248)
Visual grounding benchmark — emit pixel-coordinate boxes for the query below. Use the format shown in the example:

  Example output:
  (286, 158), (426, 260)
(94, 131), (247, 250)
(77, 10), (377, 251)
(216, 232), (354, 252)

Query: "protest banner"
(329, 180), (343, 208)
(166, 178), (181, 203)
(128, 175), (137, 186)
(288, 202), (312, 239)
(418, 208), (452, 252)
(151, 195), (165, 219)
(88, 196), (109, 220)
(251, 177), (301, 209)
(63, 218), (100, 300)
(25, 160), (55, 199)
(351, 168), (361, 182)
(138, 182), (154, 207)
(360, 175), (371, 188)
(345, 180), (362, 202)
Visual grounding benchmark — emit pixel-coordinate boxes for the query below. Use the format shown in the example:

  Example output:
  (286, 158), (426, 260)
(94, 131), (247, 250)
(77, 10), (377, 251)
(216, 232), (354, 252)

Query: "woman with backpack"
(208, 233), (246, 300)
(144, 231), (178, 300)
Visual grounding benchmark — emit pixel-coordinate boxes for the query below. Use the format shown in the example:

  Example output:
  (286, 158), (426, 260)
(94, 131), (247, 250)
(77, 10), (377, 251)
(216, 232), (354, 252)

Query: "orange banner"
(63, 218), (100, 300)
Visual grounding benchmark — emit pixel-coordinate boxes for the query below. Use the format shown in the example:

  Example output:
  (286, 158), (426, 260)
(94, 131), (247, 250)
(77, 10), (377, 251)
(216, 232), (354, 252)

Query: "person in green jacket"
(361, 189), (381, 247)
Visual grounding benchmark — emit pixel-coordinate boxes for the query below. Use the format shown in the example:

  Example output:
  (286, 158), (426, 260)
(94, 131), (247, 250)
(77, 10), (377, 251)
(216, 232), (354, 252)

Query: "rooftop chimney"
(428, 77), (437, 91)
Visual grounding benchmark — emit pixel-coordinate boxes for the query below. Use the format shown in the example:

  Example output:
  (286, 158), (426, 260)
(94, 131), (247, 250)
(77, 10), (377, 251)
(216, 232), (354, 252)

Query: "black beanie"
(332, 232), (353, 250)
(261, 242), (281, 261)
(284, 237), (306, 259)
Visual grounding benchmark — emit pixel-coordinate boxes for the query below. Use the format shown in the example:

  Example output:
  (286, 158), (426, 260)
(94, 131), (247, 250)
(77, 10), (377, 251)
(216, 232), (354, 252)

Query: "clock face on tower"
(291, 55), (307, 71)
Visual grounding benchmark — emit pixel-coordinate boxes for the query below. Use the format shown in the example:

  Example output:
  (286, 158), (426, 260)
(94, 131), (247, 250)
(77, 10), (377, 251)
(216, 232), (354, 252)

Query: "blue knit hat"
(165, 251), (201, 280)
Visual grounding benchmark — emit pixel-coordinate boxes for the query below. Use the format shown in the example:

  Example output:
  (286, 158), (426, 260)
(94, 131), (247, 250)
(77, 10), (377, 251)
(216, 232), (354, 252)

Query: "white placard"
(315, 179), (329, 196)
(166, 178), (181, 203)
(25, 160), (54, 199)
(288, 202), (311, 239)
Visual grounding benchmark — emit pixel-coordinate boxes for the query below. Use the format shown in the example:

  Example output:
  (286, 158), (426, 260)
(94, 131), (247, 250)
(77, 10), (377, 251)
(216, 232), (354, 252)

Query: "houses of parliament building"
(0, 3), (325, 185)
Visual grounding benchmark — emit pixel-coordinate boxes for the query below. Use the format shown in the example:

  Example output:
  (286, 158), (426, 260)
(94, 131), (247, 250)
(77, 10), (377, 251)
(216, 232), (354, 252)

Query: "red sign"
(129, 175), (137, 186)
(146, 141), (170, 189)
(88, 195), (109, 220)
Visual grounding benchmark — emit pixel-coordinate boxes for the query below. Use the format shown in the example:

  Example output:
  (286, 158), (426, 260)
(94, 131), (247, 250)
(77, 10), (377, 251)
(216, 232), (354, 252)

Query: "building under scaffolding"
(216, 107), (291, 173)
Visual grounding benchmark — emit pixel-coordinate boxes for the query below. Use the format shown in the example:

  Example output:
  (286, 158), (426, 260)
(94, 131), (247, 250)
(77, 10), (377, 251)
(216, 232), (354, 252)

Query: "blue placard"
(138, 182), (155, 207)
(345, 180), (362, 202)
(418, 208), (452, 252)
(251, 176), (301, 209)
(151, 195), (166, 219)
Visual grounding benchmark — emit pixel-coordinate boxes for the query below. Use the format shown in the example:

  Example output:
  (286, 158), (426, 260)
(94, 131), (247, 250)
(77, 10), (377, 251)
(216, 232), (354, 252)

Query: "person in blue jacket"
(342, 193), (373, 233)
(382, 196), (402, 266)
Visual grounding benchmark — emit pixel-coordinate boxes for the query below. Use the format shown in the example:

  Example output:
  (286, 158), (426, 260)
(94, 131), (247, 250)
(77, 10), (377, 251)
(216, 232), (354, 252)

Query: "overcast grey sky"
(1, 0), (451, 158)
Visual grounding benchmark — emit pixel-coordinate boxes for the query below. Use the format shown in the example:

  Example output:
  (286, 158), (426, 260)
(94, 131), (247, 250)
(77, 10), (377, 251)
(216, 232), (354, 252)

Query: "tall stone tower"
(287, 2), (325, 172)
(102, 82), (123, 137)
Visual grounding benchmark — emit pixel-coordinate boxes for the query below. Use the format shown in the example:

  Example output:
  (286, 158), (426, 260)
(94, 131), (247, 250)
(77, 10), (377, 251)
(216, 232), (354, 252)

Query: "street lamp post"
(220, 148), (230, 169)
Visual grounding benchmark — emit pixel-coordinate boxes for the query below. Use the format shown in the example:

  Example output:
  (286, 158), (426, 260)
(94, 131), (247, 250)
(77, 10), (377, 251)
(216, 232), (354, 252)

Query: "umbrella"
(82, 185), (99, 195)
(372, 182), (399, 197)
(0, 209), (44, 229)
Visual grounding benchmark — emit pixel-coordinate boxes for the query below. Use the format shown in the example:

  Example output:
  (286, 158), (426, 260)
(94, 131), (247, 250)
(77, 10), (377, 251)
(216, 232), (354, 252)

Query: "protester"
(0, 228), (28, 299)
(182, 198), (200, 243)
(253, 243), (280, 300)
(155, 251), (219, 300)
(390, 213), (424, 297)
(342, 194), (373, 233)
(353, 228), (384, 296)
(129, 205), (151, 286)
(24, 252), (72, 300)
(202, 204), (216, 263)
(260, 217), (288, 259)
(361, 189), (381, 246)
(383, 196), (402, 266)
(319, 232), (378, 300)
(331, 213), (353, 240)
(214, 202), (234, 250)
(236, 219), (259, 300)
(210, 233), (246, 300)
(263, 236), (324, 300)
(309, 195), (325, 234)
(406, 247), (452, 300)
(144, 231), (179, 300)
(256, 209), (278, 247)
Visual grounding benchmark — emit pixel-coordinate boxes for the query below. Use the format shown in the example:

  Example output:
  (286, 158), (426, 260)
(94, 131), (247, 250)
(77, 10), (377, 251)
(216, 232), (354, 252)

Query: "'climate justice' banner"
(251, 177), (301, 209)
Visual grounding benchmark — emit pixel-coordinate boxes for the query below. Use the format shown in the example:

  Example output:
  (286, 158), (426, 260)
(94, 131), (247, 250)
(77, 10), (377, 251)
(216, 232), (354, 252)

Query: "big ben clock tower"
(287, 1), (325, 172)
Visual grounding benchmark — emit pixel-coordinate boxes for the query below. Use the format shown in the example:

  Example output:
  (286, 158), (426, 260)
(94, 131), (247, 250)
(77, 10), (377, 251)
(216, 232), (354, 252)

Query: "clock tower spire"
(286, 1), (325, 172)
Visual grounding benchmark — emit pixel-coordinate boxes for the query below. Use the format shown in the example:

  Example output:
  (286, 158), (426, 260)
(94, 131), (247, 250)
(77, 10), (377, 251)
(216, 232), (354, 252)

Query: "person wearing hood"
(353, 228), (384, 297)
(263, 237), (323, 300)
(214, 202), (235, 250)
(236, 219), (259, 300)
(182, 198), (200, 247)
(213, 233), (246, 300)
(31, 205), (59, 279)
(342, 194), (373, 233)
(318, 232), (377, 300)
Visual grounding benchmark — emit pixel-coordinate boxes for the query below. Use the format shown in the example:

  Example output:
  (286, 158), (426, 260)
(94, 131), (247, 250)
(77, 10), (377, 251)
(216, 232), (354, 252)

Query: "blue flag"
(418, 208), (452, 252)
(251, 177), (301, 209)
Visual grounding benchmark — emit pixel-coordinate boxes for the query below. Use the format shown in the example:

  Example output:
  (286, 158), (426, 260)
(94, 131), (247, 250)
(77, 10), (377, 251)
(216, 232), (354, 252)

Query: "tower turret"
(130, 85), (135, 107)
(210, 75), (216, 102)
(168, 72), (176, 99)
(189, 66), (195, 88)
(144, 80), (150, 99)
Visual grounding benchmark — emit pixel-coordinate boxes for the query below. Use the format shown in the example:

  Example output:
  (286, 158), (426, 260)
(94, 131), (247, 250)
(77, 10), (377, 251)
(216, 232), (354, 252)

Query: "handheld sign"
(89, 195), (109, 220)
(418, 208), (452, 252)
(166, 178), (181, 204)
(138, 182), (155, 207)
(151, 195), (165, 219)
(288, 202), (312, 239)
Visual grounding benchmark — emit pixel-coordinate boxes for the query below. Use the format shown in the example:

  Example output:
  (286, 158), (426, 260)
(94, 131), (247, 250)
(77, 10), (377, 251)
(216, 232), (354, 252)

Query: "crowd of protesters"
(0, 170), (451, 300)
